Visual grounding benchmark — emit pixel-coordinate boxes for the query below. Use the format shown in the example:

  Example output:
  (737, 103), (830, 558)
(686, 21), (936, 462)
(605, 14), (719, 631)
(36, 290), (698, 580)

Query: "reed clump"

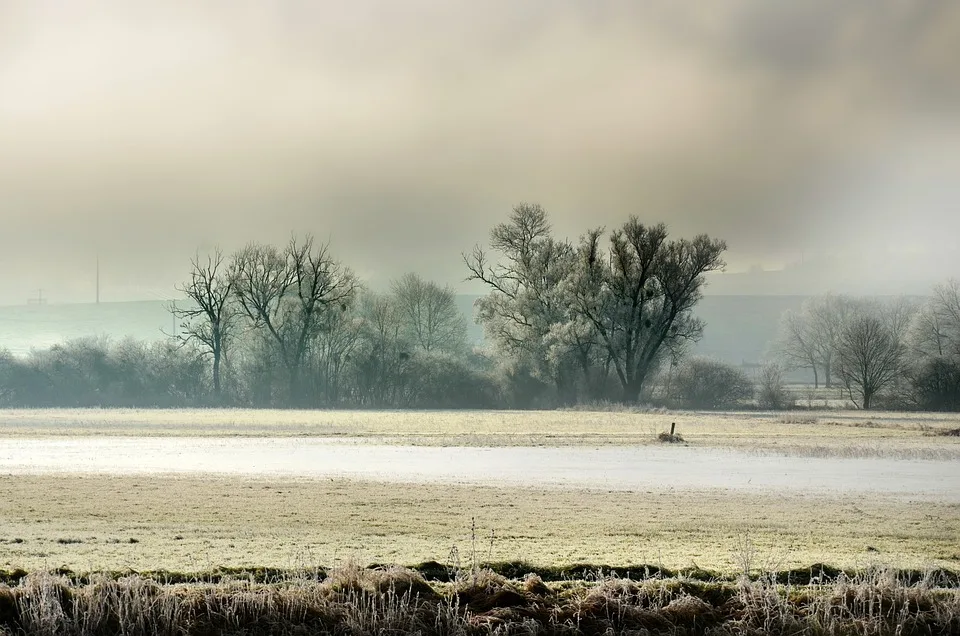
(0, 565), (956, 635)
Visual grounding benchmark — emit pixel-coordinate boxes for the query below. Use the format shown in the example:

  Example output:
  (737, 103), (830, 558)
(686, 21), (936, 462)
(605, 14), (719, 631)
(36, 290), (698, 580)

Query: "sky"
(1, 0), (959, 304)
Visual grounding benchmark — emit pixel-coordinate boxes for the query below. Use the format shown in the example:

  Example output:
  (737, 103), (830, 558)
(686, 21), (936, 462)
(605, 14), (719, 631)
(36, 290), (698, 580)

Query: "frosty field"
(1, 407), (958, 458)
(0, 408), (957, 575)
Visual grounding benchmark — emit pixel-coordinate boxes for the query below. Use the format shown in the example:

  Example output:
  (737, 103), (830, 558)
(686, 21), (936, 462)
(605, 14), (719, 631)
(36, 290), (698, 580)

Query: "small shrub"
(674, 357), (753, 410)
(658, 431), (685, 443)
(756, 363), (792, 410)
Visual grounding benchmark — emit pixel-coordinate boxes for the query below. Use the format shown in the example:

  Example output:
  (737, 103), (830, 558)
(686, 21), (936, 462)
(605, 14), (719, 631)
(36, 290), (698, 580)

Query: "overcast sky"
(1, 0), (958, 304)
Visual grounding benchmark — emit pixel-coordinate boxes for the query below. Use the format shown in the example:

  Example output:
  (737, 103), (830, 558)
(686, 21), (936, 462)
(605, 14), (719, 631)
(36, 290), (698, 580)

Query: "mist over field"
(2, 0), (959, 305)
(2, 7), (960, 628)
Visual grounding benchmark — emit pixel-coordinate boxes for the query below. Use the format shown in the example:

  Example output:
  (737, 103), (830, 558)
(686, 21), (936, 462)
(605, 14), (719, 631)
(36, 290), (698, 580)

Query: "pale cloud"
(1, 0), (958, 303)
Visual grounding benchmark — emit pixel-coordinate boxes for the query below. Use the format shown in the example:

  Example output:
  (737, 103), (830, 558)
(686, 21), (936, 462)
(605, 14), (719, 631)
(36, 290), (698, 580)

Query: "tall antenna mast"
(96, 255), (100, 304)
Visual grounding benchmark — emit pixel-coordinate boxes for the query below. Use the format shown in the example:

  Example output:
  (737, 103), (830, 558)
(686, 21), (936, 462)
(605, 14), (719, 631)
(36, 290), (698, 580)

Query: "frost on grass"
(1, 567), (958, 636)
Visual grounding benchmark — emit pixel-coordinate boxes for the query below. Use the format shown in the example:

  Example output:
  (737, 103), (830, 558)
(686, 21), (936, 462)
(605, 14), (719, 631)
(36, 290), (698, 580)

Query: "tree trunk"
(812, 365), (819, 389)
(289, 364), (303, 407)
(622, 378), (642, 404)
(212, 349), (222, 396)
(824, 362), (832, 389)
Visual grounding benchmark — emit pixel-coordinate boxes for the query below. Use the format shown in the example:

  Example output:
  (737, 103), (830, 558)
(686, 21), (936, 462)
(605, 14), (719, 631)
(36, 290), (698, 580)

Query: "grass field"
(1, 475), (957, 575)
(0, 409), (957, 572)
(0, 407), (958, 459)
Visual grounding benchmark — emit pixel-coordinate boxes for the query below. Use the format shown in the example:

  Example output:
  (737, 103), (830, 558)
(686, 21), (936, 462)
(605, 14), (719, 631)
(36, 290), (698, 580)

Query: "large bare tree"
(569, 219), (726, 403)
(231, 235), (358, 404)
(170, 248), (236, 398)
(774, 308), (821, 387)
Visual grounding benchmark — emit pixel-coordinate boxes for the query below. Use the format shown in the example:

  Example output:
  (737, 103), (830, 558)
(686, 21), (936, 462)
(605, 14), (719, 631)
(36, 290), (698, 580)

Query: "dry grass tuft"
(522, 573), (550, 596)
(657, 431), (685, 443)
(325, 561), (437, 601)
(779, 414), (819, 425)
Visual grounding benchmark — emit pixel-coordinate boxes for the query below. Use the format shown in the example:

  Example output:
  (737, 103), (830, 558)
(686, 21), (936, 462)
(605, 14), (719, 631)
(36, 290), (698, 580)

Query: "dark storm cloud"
(1, 0), (958, 303)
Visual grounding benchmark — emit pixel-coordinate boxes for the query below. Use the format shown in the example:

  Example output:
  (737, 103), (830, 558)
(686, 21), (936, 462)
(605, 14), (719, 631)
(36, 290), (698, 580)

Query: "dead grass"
(657, 431), (685, 443)
(0, 475), (956, 575)
(0, 567), (957, 635)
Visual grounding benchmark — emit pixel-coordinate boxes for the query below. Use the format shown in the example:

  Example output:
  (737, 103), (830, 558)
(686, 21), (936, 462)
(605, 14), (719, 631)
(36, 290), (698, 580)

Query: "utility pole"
(96, 255), (100, 304)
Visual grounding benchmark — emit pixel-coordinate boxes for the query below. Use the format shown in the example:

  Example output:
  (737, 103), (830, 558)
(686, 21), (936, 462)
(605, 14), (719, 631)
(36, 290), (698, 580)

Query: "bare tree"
(774, 294), (852, 388)
(464, 203), (582, 400)
(774, 309), (821, 387)
(569, 219), (726, 403)
(879, 296), (919, 343)
(391, 272), (467, 353)
(231, 235), (358, 404)
(911, 279), (960, 359)
(836, 312), (904, 409)
(353, 291), (410, 406)
(908, 303), (952, 357)
(170, 248), (236, 398)
(806, 294), (853, 388)
(308, 303), (363, 406)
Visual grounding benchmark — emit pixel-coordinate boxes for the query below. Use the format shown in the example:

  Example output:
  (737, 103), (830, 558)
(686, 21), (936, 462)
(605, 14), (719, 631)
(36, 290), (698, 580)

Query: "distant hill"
(0, 301), (174, 356)
(1, 296), (805, 367)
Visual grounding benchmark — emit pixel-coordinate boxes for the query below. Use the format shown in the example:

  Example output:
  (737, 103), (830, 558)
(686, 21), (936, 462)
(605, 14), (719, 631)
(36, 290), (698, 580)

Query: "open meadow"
(1, 407), (958, 634)
(1, 407), (957, 572)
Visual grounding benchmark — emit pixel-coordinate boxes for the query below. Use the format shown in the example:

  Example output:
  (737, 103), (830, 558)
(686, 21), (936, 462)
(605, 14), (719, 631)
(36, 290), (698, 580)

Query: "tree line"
(771, 282), (960, 410)
(0, 204), (728, 409)
(0, 203), (957, 411)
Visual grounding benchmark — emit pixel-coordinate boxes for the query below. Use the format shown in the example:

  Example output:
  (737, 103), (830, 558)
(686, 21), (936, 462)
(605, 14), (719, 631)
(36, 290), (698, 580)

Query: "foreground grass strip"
(0, 566), (958, 635)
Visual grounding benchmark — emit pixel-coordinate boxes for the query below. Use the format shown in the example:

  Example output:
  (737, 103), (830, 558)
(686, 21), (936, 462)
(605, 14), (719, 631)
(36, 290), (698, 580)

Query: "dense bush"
(909, 356), (960, 411)
(401, 351), (501, 408)
(0, 337), (208, 408)
(674, 357), (753, 409)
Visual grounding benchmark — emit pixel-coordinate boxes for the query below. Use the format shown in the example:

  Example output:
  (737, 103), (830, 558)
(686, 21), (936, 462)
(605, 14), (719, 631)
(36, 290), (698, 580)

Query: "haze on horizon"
(1, 0), (959, 305)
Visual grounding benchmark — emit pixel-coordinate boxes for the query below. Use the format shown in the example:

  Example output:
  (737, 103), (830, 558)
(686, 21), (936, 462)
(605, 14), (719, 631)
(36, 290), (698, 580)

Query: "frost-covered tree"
(464, 203), (585, 402)
(468, 205), (724, 404)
